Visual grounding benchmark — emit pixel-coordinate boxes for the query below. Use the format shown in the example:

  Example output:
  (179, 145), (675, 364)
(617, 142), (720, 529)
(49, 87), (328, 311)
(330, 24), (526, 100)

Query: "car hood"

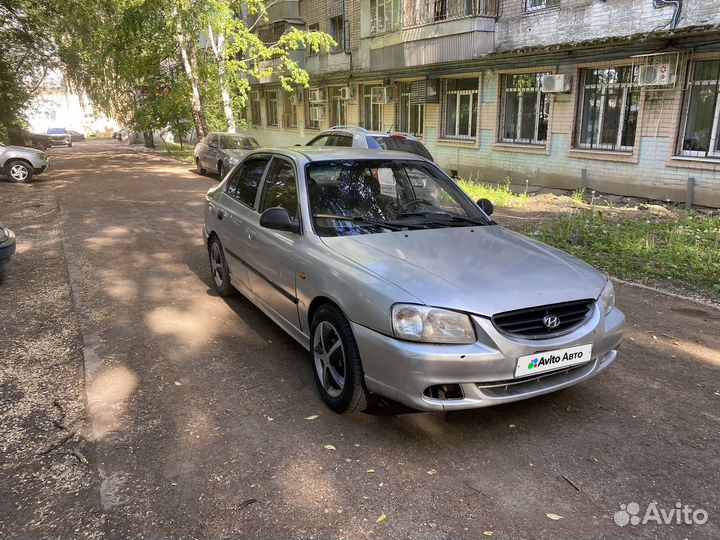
(321, 226), (607, 316)
(2, 145), (44, 157)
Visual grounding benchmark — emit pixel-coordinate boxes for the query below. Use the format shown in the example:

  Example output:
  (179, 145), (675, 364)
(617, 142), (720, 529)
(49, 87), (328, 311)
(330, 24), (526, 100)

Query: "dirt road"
(1, 140), (719, 538)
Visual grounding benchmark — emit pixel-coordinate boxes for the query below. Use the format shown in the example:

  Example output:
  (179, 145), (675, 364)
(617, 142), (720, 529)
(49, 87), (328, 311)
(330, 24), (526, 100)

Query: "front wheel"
(5, 160), (33, 183)
(208, 236), (236, 297)
(310, 305), (374, 414)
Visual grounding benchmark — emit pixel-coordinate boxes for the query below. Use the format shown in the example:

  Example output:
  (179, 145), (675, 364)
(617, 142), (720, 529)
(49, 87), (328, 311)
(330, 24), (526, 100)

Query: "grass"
(527, 209), (720, 302)
(162, 142), (195, 164)
(456, 177), (528, 208)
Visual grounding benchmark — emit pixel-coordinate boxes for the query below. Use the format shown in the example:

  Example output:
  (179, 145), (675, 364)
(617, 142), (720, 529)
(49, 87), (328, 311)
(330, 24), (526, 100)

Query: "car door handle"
(217, 209), (224, 220)
(247, 230), (256, 241)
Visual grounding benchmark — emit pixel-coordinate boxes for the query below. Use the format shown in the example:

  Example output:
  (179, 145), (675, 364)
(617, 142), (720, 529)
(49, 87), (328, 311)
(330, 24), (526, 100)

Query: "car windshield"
(47, 128), (67, 134)
(367, 136), (433, 161)
(220, 136), (259, 150)
(307, 159), (487, 237)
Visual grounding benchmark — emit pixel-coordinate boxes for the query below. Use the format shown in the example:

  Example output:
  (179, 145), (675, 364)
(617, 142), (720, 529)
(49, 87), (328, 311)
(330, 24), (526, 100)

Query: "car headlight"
(391, 304), (476, 344)
(599, 280), (615, 315)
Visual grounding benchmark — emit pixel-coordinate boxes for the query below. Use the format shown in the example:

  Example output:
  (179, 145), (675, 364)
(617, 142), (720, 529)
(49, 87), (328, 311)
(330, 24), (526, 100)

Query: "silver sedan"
(203, 148), (624, 413)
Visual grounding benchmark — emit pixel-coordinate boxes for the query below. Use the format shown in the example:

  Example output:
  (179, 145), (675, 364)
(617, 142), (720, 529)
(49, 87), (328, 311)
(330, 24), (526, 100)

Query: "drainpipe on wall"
(652, 0), (682, 30)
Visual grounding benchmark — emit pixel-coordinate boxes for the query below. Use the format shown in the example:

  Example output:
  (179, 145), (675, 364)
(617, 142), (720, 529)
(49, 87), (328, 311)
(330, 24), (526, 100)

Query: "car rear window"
(366, 135), (433, 161)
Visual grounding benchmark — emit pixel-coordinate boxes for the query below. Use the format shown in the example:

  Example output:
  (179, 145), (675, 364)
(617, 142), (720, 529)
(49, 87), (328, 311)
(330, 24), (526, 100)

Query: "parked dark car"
(46, 127), (72, 147)
(0, 224), (16, 278)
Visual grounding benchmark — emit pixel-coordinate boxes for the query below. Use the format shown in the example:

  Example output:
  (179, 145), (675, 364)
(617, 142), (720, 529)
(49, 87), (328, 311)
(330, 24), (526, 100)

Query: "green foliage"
(528, 210), (720, 301)
(456, 178), (528, 208)
(162, 142), (195, 163)
(570, 187), (586, 204)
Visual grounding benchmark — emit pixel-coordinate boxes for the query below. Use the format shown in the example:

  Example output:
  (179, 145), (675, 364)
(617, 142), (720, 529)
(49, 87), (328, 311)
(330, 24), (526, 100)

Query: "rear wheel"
(208, 235), (236, 296)
(310, 304), (374, 414)
(6, 160), (33, 183)
(196, 158), (206, 175)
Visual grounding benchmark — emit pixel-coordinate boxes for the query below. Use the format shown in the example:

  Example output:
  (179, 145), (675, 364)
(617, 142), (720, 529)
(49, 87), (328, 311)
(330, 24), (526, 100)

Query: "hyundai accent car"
(203, 148), (624, 413)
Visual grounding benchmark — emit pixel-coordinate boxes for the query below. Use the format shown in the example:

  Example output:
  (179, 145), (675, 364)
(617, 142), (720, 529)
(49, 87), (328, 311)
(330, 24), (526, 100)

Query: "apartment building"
(246, 0), (720, 206)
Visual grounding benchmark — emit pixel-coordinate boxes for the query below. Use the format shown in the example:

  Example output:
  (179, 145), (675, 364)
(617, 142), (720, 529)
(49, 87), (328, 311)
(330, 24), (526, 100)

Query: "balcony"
(363, 0), (497, 71)
(247, 0), (301, 29)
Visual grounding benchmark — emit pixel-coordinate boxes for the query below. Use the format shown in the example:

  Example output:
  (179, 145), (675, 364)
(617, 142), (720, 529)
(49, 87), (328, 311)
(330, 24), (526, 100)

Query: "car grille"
(492, 299), (595, 339)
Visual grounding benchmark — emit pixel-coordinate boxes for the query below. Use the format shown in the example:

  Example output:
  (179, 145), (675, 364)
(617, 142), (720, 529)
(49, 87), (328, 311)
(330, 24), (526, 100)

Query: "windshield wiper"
(312, 214), (404, 231)
(397, 211), (488, 227)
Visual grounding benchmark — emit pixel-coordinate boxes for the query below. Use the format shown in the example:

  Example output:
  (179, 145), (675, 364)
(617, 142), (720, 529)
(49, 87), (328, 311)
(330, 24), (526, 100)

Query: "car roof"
(256, 147), (429, 163)
(211, 131), (255, 137)
(321, 126), (421, 140)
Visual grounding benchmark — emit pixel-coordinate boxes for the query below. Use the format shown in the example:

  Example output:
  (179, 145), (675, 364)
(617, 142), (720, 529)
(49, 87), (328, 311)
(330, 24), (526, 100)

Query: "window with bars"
(362, 85), (383, 130)
(524, 0), (559, 11)
(576, 66), (640, 152)
(442, 78), (478, 140)
(283, 92), (298, 128)
(265, 89), (279, 127)
(258, 21), (287, 44)
(500, 73), (550, 145)
(679, 59), (720, 159)
(250, 92), (262, 125)
(329, 87), (347, 126)
(397, 82), (424, 136)
(370, 0), (401, 35)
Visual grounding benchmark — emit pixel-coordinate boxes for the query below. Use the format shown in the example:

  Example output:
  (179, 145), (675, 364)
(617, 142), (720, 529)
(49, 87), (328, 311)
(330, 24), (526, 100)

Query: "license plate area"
(515, 344), (593, 378)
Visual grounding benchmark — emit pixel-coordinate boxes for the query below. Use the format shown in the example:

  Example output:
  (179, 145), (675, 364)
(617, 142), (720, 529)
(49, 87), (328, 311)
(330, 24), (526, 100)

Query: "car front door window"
(258, 158), (298, 219)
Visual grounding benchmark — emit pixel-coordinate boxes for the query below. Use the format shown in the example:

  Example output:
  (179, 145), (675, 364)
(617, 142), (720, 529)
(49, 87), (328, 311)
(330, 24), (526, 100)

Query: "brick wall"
(496, 0), (720, 51)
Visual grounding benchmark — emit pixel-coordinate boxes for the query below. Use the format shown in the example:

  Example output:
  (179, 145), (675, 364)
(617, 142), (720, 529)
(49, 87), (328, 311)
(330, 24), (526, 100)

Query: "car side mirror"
(477, 198), (494, 216)
(259, 207), (300, 234)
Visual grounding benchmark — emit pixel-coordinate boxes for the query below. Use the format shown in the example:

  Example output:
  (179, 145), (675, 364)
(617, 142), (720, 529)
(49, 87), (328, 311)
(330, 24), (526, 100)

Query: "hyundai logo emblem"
(543, 315), (560, 329)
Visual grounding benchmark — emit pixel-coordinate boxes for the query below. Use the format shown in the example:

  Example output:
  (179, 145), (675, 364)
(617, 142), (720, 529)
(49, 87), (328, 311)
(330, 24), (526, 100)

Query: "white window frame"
(679, 61), (720, 159)
(330, 87), (348, 126)
(370, 0), (401, 35)
(525, 0), (555, 12)
(283, 92), (298, 128)
(442, 79), (478, 140)
(576, 67), (639, 152)
(500, 73), (549, 145)
(362, 85), (384, 131)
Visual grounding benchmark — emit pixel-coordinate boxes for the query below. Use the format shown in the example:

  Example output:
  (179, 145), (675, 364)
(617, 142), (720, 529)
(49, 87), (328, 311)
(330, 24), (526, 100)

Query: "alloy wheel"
(313, 321), (346, 398)
(210, 241), (224, 287)
(10, 164), (29, 181)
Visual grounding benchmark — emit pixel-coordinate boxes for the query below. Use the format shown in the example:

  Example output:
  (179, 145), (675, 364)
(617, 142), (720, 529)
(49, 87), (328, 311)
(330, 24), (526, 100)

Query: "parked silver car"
(203, 148), (624, 413)
(194, 132), (260, 179)
(306, 126), (434, 161)
(0, 143), (49, 183)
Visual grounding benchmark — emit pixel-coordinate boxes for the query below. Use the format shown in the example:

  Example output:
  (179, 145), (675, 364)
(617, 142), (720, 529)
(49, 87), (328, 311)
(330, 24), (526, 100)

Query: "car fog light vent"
(423, 384), (464, 400)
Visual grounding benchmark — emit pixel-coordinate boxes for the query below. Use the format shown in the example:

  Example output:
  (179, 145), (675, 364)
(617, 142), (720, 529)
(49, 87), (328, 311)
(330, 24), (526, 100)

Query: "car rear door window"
(258, 158), (298, 220)
(226, 155), (271, 208)
(308, 134), (331, 146)
(327, 134), (354, 147)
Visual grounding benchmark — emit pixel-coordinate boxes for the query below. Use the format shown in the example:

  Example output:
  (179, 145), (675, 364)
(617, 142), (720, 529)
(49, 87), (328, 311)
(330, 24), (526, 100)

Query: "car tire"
(208, 235), (236, 297)
(68, 142), (73, 148)
(310, 304), (375, 414)
(196, 158), (206, 175)
(5, 160), (33, 183)
(218, 162), (225, 179)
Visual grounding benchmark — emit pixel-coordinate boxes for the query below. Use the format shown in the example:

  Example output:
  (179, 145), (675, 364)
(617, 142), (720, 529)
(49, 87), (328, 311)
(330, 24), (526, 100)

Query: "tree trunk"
(187, 38), (209, 136)
(177, 29), (208, 140)
(208, 25), (235, 133)
(143, 131), (155, 148)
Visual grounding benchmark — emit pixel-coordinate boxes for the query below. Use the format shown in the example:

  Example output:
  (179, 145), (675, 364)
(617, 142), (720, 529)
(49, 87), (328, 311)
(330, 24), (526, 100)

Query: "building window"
(362, 85), (383, 131)
(304, 88), (322, 130)
(525, 0), (559, 11)
(679, 59), (720, 159)
(370, 0), (401, 35)
(406, 0), (476, 26)
(283, 92), (298, 128)
(308, 23), (320, 54)
(329, 15), (345, 52)
(265, 89), (279, 127)
(329, 87), (347, 126)
(500, 72), (550, 144)
(576, 66), (640, 152)
(442, 78), (478, 140)
(250, 91), (262, 125)
(397, 82), (424, 136)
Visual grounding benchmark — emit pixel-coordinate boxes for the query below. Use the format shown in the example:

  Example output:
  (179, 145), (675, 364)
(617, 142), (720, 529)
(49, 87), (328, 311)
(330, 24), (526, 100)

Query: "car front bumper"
(353, 305), (625, 411)
(0, 228), (17, 275)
